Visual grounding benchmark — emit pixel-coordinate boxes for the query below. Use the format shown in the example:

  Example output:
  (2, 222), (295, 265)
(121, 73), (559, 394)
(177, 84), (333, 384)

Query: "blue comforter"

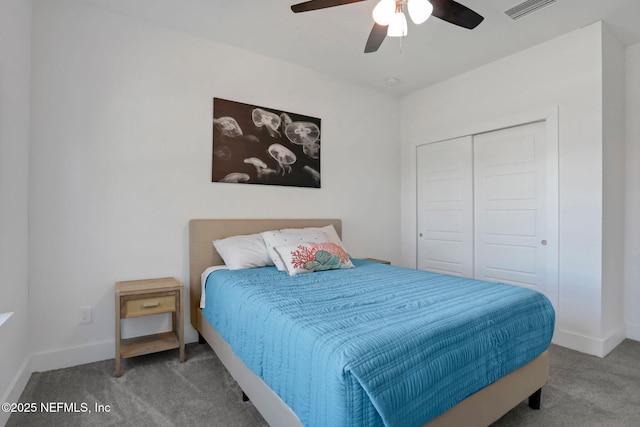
(202, 259), (555, 427)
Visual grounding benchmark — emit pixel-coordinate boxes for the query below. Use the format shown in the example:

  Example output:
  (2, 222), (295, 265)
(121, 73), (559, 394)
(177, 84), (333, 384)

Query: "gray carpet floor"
(7, 339), (640, 426)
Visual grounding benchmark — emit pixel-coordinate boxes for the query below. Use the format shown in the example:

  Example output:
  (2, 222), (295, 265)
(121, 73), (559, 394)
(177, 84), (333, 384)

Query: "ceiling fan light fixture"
(290, 0), (484, 54)
(372, 0), (396, 26)
(407, 0), (433, 25)
(387, 11), (408, 37)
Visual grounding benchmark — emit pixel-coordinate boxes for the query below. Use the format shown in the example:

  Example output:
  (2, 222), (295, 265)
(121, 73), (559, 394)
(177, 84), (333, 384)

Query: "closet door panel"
(473, 122), (548, 292)
(416, 137), (473, 277)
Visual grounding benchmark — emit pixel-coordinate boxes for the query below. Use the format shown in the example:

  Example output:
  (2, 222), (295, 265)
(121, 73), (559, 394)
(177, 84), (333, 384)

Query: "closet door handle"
(541, 240), (547, 246)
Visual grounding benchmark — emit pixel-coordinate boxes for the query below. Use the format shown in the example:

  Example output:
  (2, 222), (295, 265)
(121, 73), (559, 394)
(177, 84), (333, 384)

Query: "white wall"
(600, 25), (626, 349)
(400, 22), (622, 356)
(0, 0), (32, 422)
(28, 0), (400, 370)
(626, 42), (640, 340)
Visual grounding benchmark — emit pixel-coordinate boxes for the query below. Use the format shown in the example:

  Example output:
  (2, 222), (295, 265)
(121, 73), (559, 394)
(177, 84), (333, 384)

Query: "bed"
(189, 219), (554, 427)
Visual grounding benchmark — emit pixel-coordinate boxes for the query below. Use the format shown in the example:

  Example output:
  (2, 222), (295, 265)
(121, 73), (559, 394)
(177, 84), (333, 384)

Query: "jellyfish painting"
(280, 113), (292, 131)
(285, 121), (321, 159)
(302, 140), (320, 160)
(213, 98), (321, 188)
(213, 145), (232, 160)
(268, 144), (296, 176)
(221, 172), (250, 183)
(244, 135), (261, 143)
(285, 122), (320, 145)
(303, 166), (320, 185)
(244, 157), (278, 179)
(213, 116), (243, 138)
(252, 108), (281, 138)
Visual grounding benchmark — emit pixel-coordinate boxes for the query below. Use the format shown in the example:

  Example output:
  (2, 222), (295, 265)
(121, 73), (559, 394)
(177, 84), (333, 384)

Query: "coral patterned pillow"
(274, 242), (354, 276)
(262, 228), (344, 271)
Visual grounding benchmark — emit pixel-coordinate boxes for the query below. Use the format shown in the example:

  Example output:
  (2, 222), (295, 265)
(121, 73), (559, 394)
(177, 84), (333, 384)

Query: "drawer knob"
(142, 301), (160, 308)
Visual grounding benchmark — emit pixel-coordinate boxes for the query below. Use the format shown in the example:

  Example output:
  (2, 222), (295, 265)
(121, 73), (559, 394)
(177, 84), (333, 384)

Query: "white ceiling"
(85, 0), (640, 96)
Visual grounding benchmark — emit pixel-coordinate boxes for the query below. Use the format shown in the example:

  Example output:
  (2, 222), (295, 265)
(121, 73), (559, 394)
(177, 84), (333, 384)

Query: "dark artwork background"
(212, 98), (321, 188)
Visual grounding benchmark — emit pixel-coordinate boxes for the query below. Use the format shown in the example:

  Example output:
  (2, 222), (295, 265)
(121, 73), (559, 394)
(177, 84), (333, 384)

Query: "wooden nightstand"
(115, 277), (185, 377)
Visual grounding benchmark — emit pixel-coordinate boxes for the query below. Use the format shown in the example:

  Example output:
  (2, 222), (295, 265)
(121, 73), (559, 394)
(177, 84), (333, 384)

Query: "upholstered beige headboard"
(188, 219), (342, 329)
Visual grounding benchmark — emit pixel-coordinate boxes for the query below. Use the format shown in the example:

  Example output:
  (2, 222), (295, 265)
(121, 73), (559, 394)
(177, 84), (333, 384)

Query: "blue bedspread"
(202, 259), (555, 427)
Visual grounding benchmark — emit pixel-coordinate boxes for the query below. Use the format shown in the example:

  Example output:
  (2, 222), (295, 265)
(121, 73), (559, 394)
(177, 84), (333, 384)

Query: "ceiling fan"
(290, 0), (484, 53)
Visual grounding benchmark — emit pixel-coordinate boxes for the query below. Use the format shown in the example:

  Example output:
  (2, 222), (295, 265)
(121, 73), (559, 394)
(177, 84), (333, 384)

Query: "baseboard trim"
(28, 335), (200, 374)
(553, 326), (626, 357)
(29, 340), (115, 373)
(0, 358), (32, 427)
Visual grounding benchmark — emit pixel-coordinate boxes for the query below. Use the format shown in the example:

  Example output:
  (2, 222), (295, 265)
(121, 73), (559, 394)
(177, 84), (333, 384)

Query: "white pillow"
(213, 233), (273, 270)
(275, 241), (353, 276)
(280, 225), (344, 246)
(261, 228), (338, 271)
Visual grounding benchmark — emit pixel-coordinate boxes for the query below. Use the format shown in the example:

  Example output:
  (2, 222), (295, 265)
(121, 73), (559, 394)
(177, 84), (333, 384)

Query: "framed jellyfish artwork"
(212, 98), (321, 188)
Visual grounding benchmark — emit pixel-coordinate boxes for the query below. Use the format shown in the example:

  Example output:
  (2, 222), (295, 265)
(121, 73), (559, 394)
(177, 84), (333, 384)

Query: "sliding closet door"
(473, 121), (553, 298)
(416, 137), (474, 277)
(417, 120), (558, 307)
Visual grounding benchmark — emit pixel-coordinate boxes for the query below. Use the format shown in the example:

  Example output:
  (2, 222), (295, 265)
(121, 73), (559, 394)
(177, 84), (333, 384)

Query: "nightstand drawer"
(123, 294), (176, 318)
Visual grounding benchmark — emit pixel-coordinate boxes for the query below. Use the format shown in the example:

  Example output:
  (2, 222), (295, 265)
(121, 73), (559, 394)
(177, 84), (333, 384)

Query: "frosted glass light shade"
(407, 0), (433, 25)
(387, 12), (408, 37)
(372, 0), (396, 26)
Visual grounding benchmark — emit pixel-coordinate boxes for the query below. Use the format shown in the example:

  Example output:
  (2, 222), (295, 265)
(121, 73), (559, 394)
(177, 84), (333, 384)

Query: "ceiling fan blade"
(430, 0), (484, 29)
(364, 23), (387, 53)
(291, 0), (367, 13)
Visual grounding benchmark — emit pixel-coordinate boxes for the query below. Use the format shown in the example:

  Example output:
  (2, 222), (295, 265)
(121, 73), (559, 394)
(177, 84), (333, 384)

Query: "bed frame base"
(197, 309), (548, 427)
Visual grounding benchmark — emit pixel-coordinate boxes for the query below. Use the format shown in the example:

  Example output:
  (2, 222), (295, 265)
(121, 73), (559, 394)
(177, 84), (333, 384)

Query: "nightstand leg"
(115, 292), (122, 377)
(178, 289), (185, 362)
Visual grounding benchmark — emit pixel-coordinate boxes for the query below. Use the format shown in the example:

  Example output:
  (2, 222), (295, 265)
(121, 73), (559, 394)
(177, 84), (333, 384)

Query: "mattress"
(202, 259), (555, 427)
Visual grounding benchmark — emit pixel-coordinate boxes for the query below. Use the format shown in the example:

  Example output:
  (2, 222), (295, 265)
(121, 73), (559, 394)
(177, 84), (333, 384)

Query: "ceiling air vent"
(505, 0), (557, 20)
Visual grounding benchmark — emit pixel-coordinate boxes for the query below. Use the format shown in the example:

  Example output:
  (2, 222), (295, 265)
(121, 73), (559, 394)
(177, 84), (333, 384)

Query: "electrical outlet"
(79, 306), (92, 324)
